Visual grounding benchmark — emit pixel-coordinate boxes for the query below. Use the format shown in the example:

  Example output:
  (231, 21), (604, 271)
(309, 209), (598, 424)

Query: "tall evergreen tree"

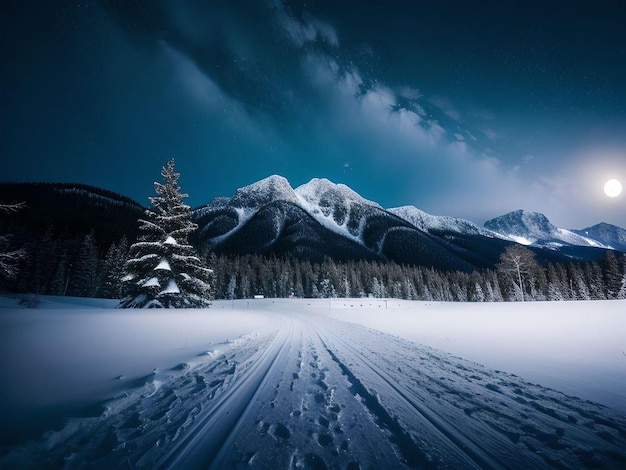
(602, 250), (622, 299)
(98, 236), (128, 299)
(617, 271), (626, 300)
(119, 159), (212, 308)
(68, 230), (99, 297)
(585, 261), (607, 300)
(0, 202), (27, 282)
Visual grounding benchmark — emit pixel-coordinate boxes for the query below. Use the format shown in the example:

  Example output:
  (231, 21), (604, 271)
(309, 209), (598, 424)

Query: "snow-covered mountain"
(195, 175), (386, 248)
(484, 210), (609, 250)
(388, 205), (502, 239)
(295, 177), (385, 243)
(193, 176), (619, 269)
(194, 175), (484, 271)
(571, 222), (626, 252)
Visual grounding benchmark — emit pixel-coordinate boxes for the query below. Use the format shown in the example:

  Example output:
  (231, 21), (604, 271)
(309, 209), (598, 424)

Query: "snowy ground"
(0, 295), (625, 469)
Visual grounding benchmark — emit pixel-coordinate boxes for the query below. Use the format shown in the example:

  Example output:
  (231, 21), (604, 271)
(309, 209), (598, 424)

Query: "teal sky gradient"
(1, 0), (625, 228)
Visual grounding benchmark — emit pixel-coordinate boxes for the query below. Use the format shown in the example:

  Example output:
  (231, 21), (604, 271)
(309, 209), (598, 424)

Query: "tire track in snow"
(313, 320), (493, 469)
(154, 319), (296, 469)
(213, 318), (411, 469)
(0, 328), (283, 469)
(314, 317), (626, 470)
(4, 307), (625, 469)
(322, 345), (439, 469)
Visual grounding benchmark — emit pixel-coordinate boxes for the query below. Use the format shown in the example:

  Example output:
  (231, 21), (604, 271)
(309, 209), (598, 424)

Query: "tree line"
(5, 232), (625, 302)
(209, 250), (626, 302)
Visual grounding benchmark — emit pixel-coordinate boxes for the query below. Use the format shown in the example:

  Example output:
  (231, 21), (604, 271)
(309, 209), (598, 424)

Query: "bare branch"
(0, 201), (27, 214)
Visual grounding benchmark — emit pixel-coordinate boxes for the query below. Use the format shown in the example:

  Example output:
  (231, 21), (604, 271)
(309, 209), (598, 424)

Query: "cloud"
(159, 41), (290, 169)
(304, 52), (449, 152)
(275, 4), (339, 48)
(188, 4), (608, 227)
(161, 42), (243, 118)
(309, 18), (339, 47)
(481, 127), (500, 141)
(281, 14), (317, 47)
(398, 86), (423, 100)
(430, 96), (462, 122)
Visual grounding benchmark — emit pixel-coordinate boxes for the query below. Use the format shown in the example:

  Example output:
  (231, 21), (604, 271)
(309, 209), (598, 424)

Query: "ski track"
(2, 310), (626, 470)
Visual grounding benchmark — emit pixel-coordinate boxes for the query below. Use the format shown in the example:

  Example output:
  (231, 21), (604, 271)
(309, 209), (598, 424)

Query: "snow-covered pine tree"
(618, 271), (626, 300)
(118, 159), (212, 308)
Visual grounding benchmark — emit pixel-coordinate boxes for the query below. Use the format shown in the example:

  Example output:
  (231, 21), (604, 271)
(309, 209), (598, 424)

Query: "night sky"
(2, 0), (625, 229)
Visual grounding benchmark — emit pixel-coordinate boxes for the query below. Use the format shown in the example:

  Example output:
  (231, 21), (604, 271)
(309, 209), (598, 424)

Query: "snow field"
(321, 298), (626, 413)
(1, 296), (625, 469)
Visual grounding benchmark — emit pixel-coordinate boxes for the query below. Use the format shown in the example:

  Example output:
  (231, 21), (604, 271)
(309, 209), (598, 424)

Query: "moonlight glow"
(604, 179), (623, 198)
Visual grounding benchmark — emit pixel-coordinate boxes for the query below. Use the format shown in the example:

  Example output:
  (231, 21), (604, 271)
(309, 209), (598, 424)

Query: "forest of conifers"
(3, 227), (625, 302)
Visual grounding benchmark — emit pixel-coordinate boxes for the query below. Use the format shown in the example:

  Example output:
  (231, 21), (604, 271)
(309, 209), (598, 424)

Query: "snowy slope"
(572, 222), (626, 252)
(389, 205), (502, 238)
(295, 177), (384, 242)
(484, 209), (609, 249)
(1, 297), (625, 469)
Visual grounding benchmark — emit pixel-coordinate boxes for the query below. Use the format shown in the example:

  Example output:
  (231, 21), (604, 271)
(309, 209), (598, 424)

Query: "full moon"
(604, 179), (623, 198)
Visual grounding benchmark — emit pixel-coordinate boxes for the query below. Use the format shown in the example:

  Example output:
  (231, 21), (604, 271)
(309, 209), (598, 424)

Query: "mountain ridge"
(2, 179), (623, 272)
(195, 176), (624, 253)
(191, 175), (623, 269)
(194, 175), (479, 271)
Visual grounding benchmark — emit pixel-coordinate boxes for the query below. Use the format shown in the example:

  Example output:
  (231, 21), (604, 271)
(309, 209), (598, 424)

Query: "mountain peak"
(295, 178), (381, 210)
(485, 210), (608, 249)
(231, 175), (298, 208)
(571, 222), (626, 252)
(484, 210), (555, 242)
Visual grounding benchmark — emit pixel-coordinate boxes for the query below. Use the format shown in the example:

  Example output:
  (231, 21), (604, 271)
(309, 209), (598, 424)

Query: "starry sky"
(1, 0), (625, 229)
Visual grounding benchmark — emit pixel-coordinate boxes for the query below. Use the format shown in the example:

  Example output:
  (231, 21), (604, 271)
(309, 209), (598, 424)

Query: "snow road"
(2, 300), (625, 469)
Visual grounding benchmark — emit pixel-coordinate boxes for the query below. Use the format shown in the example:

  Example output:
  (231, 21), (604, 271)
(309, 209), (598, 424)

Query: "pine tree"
(617, 271), (626, 300)
(568, 264), (590, 300)
(98, 236), (128, 299)
(585, 262), (606, 300)
(602, 250), (622, 299)
(68, 230), (99, 297)
(0, 202), (27, 282)
(119, 159), (212, 308)
(31, 229), (56, 294)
